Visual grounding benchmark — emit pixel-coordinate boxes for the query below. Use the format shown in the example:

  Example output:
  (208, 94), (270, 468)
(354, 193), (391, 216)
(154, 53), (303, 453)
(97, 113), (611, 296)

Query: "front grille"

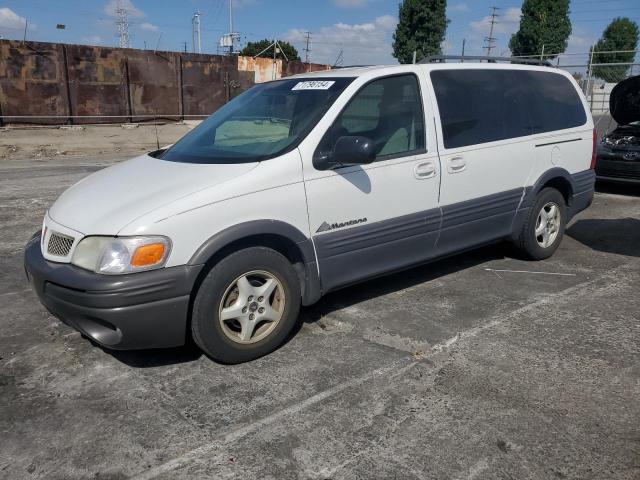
(47, 232), (75, 257)
(596, 158), (640, 180)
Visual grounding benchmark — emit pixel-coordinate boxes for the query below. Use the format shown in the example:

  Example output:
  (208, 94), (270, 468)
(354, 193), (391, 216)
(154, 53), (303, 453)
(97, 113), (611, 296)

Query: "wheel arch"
(188, 220), (321, 306)
(511, 167), (575, 242)
(529, 167), (574, 207)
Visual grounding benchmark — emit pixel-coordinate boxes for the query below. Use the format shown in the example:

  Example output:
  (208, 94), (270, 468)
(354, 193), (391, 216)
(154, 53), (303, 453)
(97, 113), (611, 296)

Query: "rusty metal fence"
(0, 40), (329, 125)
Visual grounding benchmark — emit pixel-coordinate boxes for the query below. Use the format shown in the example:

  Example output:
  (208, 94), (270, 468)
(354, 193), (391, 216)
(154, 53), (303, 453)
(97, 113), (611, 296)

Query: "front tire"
(191, 247), (301, 363)
(515, 187), (567, 260)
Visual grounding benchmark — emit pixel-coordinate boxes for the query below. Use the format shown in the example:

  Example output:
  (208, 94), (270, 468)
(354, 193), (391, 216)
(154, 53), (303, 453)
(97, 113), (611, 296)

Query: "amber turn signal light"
(131, 243), (166, 267)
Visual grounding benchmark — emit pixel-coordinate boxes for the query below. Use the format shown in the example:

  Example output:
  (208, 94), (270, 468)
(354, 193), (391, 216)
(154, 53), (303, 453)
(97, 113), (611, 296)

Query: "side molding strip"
(535, 138), (582, 148)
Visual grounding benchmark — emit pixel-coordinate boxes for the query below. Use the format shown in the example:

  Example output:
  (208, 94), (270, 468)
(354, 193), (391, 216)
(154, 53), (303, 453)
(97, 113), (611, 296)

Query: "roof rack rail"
(419, 55), (553, 67)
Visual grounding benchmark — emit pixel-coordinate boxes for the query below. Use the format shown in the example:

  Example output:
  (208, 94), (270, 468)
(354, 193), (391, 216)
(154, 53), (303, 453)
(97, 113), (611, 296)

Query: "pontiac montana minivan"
(25, 59), (596, 363)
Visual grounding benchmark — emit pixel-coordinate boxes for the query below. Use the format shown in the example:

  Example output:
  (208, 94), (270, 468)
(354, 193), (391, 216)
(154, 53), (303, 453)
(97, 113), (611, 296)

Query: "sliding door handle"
(447, 156), (466, 174)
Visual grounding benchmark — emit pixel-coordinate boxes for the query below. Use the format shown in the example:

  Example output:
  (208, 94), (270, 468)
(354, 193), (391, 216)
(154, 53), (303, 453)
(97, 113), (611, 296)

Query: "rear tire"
(514, 187), (567, 260)
(191, 247), (301, 364)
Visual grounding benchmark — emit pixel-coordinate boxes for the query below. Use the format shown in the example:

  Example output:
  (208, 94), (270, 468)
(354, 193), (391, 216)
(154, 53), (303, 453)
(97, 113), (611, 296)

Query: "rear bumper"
(568, 170), (595, 219)
(24, 233), (202, 350)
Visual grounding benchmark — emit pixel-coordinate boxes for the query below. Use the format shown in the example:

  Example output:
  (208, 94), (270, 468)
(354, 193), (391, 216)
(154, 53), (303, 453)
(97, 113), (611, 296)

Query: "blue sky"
(0, 0), (639, 66)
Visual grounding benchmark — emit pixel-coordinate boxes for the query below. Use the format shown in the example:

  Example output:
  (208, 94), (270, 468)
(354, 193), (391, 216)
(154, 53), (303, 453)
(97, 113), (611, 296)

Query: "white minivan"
(25, 59), (596, 363)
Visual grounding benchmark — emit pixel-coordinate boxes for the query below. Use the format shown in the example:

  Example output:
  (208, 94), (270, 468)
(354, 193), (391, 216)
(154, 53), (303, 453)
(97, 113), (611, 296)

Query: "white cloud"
(140, 22), (158, 32)
(284, 15), (397, 66)
(104, 0), (145, 18)
(441, 40), (453, 54)
(563, 27), (595, 60)
(333, 0), (368, 8)
(449, 3), (469, 13)
(567, 34), (588, 49)
(0, 7), (29, 31)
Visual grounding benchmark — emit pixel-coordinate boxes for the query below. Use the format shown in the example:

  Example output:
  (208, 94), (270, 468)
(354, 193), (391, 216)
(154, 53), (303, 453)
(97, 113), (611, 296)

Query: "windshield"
(160, 77), (354, 164)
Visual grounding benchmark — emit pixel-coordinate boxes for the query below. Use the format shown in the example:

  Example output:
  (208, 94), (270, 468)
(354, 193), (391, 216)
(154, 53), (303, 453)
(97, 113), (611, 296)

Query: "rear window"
(431, 69), (587, 149)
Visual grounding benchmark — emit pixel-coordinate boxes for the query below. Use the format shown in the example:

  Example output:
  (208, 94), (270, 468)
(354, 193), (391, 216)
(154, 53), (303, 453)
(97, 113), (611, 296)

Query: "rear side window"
(431, 69), (587, 149)
(316, 74), (425, 161)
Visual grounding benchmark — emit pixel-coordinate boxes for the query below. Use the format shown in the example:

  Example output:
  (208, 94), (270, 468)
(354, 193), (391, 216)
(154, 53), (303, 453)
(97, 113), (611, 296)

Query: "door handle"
(447, 156), (466, 174)
(414, 161), (436, 179)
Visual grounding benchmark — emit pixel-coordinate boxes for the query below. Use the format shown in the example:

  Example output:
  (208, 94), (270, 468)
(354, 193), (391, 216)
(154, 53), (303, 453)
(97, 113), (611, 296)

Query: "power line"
(483, 6), (499, 56)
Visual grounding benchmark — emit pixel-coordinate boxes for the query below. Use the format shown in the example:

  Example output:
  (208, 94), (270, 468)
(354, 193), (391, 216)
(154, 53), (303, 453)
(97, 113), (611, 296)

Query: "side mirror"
(313, 136), (375, 170)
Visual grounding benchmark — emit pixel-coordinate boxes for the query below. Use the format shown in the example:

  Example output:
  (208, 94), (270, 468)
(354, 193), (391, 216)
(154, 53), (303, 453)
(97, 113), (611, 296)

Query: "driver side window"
(316, 74), (425, 162)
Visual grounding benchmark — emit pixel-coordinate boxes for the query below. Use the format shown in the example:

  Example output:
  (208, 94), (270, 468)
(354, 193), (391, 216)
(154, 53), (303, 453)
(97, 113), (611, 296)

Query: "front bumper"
(24, 234), (203, 350)
(596, 156), (640, 183)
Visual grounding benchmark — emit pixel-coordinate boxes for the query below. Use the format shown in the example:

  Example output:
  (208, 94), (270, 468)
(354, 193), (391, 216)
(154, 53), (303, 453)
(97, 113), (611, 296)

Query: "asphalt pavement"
(0, 128), (638, 479)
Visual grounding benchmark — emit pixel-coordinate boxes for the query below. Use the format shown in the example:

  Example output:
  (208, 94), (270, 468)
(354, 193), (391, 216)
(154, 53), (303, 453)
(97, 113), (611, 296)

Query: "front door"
(300, 72), (441, 292)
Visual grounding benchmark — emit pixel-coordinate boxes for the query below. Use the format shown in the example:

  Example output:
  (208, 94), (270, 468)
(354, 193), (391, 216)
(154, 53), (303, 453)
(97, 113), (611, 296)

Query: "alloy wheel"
(218, 270), (285, 344)
(535, 201), (561, 248)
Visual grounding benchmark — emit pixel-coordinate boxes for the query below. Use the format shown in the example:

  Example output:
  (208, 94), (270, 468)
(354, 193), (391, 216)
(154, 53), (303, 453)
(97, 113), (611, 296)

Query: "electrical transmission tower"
(303, 31), (312, 64)
(115, 0), (130, 49)
(192, 10), (202, 53)
(218, 0), (239, 55)
(483, 6), (499, 56)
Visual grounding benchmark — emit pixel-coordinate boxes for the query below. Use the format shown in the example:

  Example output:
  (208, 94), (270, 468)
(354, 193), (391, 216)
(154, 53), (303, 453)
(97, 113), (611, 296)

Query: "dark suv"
(596, 75), (640, 184)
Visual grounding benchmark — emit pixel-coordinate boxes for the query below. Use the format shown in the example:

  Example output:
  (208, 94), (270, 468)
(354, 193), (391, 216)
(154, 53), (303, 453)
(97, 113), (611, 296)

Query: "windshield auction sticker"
(292, 80), (335, 91)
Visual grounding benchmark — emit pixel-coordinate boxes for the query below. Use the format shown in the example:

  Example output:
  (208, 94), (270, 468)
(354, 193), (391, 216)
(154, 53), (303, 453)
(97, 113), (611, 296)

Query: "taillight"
(590, 128), (597, 170)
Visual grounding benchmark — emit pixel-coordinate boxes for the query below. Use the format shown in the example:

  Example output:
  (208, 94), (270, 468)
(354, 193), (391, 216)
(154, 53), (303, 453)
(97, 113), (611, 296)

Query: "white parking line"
(131, 262), (633, 479)
(131, 357), (418, 480)
(484, 268), (576, 276)
(0, 289), (31, 297)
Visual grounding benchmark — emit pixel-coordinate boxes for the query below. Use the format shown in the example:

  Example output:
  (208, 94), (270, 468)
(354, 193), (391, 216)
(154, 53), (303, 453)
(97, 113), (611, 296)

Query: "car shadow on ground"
(104, 342), (203, 368)
(567, 217), (640, 258)
(596, 180), (640, 197)
(106, 244), (507, 368)
(298, 243), (506, 328)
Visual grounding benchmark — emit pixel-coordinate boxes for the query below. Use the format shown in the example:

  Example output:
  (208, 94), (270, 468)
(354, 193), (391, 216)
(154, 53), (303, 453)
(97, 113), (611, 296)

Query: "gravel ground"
(0, 125), (638, 479)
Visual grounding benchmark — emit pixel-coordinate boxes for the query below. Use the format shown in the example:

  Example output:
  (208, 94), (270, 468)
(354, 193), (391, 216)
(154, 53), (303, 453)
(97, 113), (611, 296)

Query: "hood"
(48, 154), (258, 235)
(610, 75), (640, 125)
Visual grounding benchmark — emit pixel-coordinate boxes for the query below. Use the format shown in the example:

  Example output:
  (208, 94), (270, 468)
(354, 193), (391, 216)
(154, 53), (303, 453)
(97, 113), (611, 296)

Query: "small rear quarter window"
(431, 69), (587, 149)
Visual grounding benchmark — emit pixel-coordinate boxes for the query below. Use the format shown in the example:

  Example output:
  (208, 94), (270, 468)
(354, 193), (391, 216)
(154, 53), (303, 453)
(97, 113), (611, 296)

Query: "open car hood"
(610, 75), (640, 125)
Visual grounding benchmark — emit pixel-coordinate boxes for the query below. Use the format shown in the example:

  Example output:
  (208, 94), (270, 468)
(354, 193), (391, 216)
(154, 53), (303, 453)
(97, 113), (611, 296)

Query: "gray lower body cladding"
(314, 170), (595, 293)
(314, 208), (441, 292)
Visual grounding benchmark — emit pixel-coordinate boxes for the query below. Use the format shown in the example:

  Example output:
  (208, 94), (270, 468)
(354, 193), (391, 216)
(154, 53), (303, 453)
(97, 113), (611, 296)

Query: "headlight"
(71, 236), (171, 274)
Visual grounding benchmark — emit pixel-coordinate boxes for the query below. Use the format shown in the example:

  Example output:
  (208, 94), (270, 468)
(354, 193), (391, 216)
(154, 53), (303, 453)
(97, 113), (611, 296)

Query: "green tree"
(509, 0), (571, 58)
(590, 18), (639, 82)
(392, 0), (448, 64)
(240, 39), (301, 62)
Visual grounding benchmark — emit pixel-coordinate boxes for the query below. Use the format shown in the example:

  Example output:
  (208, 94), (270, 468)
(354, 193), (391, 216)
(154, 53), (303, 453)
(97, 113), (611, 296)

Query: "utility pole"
(192, 10), (202, 53)
(115, 0), (130, 48)
(229, 0), (235, 54)
(461, 38), (466, 57)
(483, 6), (499, 56)
(303, 31), (312, 64)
